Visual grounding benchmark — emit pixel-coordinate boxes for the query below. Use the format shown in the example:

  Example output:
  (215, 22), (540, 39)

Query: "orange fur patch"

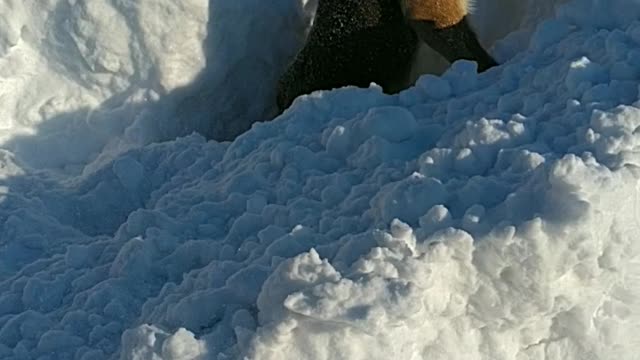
(401, 0), (467, 29)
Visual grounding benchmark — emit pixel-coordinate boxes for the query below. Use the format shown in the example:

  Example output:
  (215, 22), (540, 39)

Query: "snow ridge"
(0, 0), (639, 359)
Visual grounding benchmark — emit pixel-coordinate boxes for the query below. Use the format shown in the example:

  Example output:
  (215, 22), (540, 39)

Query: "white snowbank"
(0, 0), (639, 360)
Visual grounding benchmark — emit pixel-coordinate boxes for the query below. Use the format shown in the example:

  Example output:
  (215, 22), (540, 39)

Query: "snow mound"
(0, 0), (639, 360)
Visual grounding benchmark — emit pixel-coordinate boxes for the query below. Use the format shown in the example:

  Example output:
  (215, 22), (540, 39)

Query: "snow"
(0, 0), (639, 359)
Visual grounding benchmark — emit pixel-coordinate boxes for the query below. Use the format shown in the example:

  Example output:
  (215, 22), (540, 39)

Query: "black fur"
(276, 0), (418, 112)
(409, 16), (497, 72)
(276, 0), (498, 113)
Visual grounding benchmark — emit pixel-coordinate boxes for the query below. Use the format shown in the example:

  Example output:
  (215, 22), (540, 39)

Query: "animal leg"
(401, 0), (497, 72)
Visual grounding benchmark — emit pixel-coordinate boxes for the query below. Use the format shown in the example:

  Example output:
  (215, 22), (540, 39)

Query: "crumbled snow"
(1, 0), (640, 360)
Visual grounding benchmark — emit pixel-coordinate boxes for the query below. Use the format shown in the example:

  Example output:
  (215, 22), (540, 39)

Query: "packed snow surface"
(1, 0), (640, 359)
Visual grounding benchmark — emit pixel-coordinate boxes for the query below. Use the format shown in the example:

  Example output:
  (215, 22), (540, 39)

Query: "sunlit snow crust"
(0, 0), (639, 359)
